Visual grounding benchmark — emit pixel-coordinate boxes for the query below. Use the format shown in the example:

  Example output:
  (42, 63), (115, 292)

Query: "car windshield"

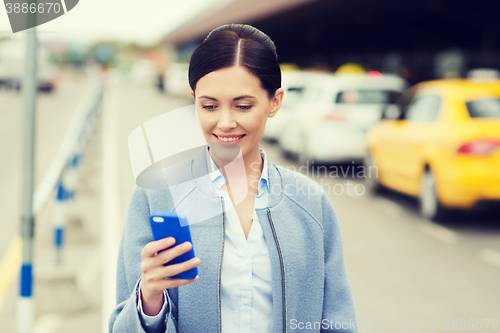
(466, 98), (500, 118)
(335, 90), (401, 104)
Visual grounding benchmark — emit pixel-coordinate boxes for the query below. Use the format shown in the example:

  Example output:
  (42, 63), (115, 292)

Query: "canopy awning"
(162, 0), (316, 46)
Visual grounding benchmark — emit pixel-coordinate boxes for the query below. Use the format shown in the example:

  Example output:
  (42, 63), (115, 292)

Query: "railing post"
(52, 153), (80, 263)
(17, 25), (37, 333)
(52, 181), (67, 264)
(17, 67), (104, 331)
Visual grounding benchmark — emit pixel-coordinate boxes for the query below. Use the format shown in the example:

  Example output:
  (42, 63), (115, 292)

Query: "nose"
(217, 109), (237, 131)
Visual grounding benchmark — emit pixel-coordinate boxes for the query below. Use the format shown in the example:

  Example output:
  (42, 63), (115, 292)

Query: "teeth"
(218, 135), (243, 142)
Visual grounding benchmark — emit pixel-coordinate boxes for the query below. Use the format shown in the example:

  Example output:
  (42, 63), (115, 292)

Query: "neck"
(209, 145), (263, 192)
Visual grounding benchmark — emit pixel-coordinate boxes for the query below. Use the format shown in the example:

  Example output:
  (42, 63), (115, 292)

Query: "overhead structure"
(162, 0), (500, 83)
(162, 0), (316, 46)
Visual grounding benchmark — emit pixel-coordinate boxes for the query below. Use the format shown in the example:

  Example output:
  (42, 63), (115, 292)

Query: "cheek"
(249, 113), (267, 132)
(197, 112), (216, 132)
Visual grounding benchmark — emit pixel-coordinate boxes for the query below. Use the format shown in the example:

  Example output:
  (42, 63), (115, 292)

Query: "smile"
(214, 134), (245, 142)
(213, 134), (246, 143)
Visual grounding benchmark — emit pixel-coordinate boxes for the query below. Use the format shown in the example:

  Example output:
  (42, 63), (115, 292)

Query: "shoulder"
(272, 164), (332, 225)
(272, 165), (343, 245)
(130, 155), (197, 206)
(164, 157), (195, 184)
(274, 164), (325, 200)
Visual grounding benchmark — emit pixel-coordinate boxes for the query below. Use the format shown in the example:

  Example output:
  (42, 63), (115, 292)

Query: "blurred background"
(1, 0), (500, 332)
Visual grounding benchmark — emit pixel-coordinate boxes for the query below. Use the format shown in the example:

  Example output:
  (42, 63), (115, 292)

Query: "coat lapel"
(159, 145), (286, 332)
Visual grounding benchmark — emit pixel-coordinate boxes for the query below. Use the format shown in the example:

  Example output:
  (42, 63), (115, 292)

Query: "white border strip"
(101, 86), (121, 333)
(33, 314), (63, 333)
(479, 248), (500, 269)
(60, 0), (68, 13)
(419, 224), (458, 245)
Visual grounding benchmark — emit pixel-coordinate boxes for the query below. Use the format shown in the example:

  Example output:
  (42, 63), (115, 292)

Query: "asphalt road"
(266, 146), (500, 332)
(1, 75), (499, 332)
(0, 70), (92, 332)
(0, 71), (90, 257)
(112, 82), (500, 332)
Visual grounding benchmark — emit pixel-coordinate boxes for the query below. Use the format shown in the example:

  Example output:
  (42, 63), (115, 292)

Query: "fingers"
(143, 261), (200, 295)
(162, 256), (200, 278)
(141, 237), (176, 258)
(141, 237), (200, 301)
(155, 241), (193, 266)
(143, 256), (200, 282)
(141, 238), (199, 278)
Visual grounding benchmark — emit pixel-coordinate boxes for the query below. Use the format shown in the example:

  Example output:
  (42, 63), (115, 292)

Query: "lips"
(213, 134), (246, 146)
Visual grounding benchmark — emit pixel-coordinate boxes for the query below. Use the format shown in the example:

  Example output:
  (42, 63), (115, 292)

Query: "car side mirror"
(381, 104), (403, 120)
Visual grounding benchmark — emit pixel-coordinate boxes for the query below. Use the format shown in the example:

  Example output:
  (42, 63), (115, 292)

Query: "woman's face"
(192, 65), (283, 162)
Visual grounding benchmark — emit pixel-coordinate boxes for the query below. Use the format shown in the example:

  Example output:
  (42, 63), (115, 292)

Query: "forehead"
(195, 66), (265, 97)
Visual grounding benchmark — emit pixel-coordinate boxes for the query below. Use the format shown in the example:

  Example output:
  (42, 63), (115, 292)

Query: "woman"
(109, 24), (357, 333)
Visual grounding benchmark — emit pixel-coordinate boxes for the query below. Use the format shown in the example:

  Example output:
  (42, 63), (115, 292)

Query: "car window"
(303, 86), (323, 103)
(395, 87), (416, 110)
(335, 90), (401, 104)
(282, 86), (305, 107)
(405, 95), (441, 122)
(466, 98), (500, 118)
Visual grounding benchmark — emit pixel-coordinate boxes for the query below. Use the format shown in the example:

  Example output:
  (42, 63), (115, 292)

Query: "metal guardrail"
(32, 81), (103, 218)
(17, 73), (104, 333)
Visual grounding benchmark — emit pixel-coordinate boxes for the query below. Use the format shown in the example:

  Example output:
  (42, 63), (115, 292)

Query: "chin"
(208, 141), (243, 162)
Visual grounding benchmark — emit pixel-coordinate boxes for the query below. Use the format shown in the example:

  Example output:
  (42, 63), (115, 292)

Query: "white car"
(129, 59), (158, 86)
(263, 70), (312, 142)
(164, 63), (191, 98)
(278, 72), (407, 165)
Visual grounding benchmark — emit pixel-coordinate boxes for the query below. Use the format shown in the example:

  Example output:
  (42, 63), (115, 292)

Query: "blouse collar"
(206, 145), (269, 198)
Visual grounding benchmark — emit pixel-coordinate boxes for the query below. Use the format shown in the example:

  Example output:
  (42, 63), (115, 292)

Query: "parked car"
(263, 70), (316, 143)
(0, 61), (16, 88)
(366, 79), (500, 220)
(278, 72), (407, 165)
(128, 59), (158, 86)
(0, 39), (58, 93)
(4, 63), (58, 93)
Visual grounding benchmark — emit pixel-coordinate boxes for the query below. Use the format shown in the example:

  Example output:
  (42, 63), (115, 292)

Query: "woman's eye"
(237, 105), (252, 110)
(202, 105), (216, 110)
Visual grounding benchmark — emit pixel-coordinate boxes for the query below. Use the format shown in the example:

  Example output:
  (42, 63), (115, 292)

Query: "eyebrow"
(198, 95), (257, 101)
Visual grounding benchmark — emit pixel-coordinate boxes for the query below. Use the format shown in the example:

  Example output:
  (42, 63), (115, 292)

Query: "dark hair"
(188, 24), (281, 99)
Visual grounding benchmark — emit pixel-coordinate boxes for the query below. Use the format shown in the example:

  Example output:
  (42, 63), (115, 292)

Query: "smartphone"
(149, 211), (198, 280)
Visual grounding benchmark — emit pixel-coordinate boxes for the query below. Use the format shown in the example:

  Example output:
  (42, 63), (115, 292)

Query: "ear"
(190, 90), (195, 98)
(268, 87), (284, 118)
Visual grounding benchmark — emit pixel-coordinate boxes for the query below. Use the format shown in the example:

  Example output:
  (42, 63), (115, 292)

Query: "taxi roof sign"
(336, 63), (366, 75)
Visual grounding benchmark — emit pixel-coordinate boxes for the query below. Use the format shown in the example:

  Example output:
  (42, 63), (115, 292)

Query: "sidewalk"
(0, 78), (193, 333)
(0, 105), (103, 333)
(31, 109), (103, 333)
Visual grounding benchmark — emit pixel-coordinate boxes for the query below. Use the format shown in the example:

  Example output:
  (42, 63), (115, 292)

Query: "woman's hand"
(140, 237), (200, 316)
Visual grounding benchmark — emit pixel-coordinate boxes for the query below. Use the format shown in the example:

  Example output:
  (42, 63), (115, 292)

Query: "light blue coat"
(109, 145), (358, 332)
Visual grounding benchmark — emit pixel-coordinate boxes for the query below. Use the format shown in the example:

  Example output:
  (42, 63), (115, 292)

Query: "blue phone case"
(149, 211), (198, 280)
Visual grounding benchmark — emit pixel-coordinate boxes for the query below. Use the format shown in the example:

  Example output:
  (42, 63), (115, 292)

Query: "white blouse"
(206, 146), (273, 333)
(137, 146), (274, 333)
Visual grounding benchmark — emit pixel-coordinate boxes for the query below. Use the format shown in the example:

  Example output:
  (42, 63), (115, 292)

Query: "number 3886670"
(5, 2), (62, 14)
(444, 319), (498, 330)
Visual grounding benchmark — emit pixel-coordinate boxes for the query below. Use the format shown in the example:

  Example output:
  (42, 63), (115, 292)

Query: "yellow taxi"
(366, 78), (500, 220)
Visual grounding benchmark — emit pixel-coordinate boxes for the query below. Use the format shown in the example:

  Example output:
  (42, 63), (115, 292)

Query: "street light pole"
(17, 25), (38, 333)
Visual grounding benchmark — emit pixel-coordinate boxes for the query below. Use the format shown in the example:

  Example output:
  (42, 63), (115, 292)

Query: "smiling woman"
(189, 24), (283, 176)
(110, 23), (358, 333)
(193, 65), (282, 171)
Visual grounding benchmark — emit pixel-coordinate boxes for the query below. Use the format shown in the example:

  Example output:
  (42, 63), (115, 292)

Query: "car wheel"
(363, 152), (385, 195)
(419, 170), (449, 221)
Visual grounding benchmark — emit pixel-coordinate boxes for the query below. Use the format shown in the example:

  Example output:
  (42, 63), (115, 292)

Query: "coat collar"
(191, 144), (283, 208)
